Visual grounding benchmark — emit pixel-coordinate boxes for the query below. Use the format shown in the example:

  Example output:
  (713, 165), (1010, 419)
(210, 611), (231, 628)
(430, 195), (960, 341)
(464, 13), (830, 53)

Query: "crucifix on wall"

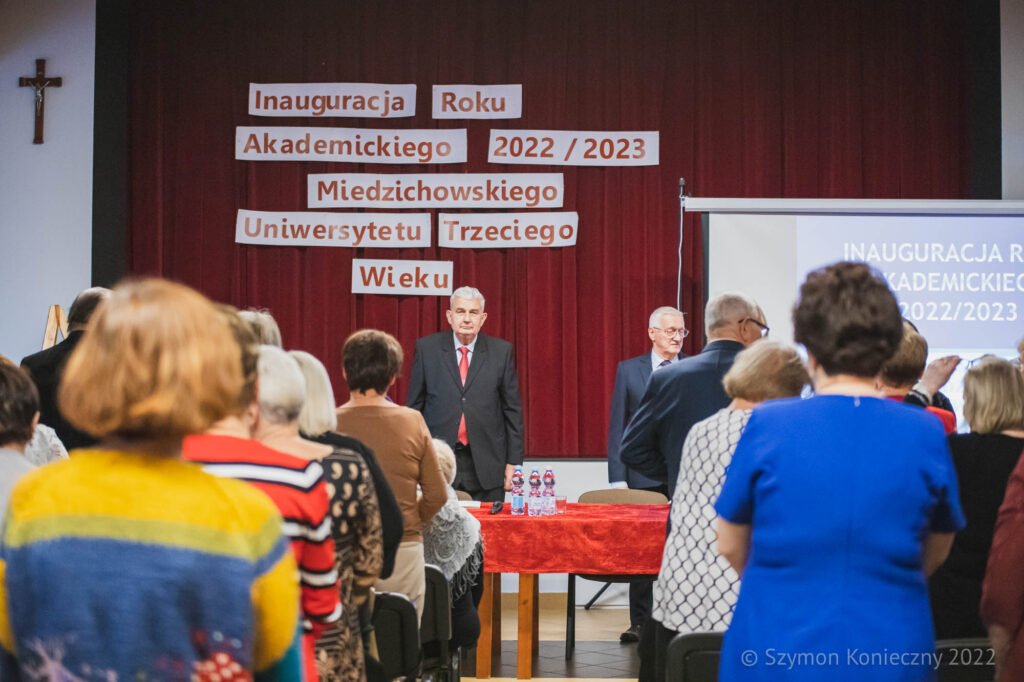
(18, 59), (62, 144)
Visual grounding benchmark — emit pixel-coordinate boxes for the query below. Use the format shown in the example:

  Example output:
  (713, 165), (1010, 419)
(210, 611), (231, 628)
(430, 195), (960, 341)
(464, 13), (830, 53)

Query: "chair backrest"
(935, 638), (996, 682)
(421, 563), (452, 645)
(455, 489), (473, 501)
(373, 591), (421, 679)
(666, 632), (723, 682)
(578, 488), (669, 505)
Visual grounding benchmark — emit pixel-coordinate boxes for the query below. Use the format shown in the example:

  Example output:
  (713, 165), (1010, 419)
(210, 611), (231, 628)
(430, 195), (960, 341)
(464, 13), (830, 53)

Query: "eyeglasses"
(654, 327), (689, 339)
(741, 318), (770, 337)
(966, 355), (1019, 370)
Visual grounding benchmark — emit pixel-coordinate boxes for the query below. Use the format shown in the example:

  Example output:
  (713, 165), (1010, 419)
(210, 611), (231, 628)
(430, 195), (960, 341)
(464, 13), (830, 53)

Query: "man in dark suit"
(620, 293), (766, 497)
(407, 286), (524, 502)
(608, 306), (690, 492)
(607, 305), (687, 642)
(21, 287), (111, 450)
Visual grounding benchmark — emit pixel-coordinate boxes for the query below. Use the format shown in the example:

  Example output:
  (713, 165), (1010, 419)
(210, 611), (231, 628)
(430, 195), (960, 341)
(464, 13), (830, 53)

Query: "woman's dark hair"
(793, 261), (903, 378)
(342, 329), (403, 394)
(0, 362), (40, 446)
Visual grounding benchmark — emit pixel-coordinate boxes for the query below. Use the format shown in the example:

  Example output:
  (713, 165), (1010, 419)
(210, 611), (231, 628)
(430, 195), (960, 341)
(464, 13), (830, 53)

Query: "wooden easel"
(41, 305), (69, 350)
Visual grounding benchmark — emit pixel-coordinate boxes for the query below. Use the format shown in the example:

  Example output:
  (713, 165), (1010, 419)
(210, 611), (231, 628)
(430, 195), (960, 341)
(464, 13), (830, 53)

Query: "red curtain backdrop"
(128, 0), (969, 458)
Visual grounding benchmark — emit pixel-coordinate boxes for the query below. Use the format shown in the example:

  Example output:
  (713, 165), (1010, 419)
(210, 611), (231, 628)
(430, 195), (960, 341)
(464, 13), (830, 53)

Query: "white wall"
(0, 0), (95, 362)
(1004, 0), (1024, 199)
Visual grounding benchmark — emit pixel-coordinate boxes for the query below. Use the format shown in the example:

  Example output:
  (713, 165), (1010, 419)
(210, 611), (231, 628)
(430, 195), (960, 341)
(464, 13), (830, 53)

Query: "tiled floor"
(463, 599), (640, 681)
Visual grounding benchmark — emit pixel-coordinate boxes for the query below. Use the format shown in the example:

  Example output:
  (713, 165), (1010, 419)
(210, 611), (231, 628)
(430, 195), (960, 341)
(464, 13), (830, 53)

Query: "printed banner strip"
(438, 212), (578, 248)
(236, 127), (466, 164)
(432, 84), (523, 119)
(487, 130), (659, 166)
(235, 210), (431, 248)
(248, 83), (416, 118)
(308, 173), (564, 209)
(351, 259), (453, 296)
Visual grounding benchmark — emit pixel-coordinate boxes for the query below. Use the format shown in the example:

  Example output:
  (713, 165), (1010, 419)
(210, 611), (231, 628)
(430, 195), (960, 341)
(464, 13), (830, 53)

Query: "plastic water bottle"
(510, 466), (525, 516)
(527, 467), (542, 516)
(542, 466), (556, 515)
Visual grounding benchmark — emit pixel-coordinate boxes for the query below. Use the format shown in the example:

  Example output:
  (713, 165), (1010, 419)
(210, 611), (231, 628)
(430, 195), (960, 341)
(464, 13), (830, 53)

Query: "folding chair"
(665, 632), (723, 682)
(421, 564), (458, 682)
(373, 591), (421, 680)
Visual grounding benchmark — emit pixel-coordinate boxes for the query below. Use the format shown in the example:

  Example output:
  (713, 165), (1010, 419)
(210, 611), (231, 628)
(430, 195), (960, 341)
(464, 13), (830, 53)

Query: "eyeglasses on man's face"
(654, 327), (689, 339)
(741, 318), (770, 337)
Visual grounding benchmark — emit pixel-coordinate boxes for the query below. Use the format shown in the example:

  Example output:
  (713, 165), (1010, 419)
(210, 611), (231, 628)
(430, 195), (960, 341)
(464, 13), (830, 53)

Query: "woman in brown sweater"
(336, 329), (446, 620)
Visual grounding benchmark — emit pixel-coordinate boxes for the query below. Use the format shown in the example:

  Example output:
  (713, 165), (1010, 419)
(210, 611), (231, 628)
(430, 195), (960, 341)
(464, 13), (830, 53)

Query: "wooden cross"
(18, 59), (62, 144)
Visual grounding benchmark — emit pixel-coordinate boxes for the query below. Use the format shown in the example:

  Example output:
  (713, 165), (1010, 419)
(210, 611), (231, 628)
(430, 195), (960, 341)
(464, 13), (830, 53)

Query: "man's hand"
(610, 481), (628, 489)
(920, 355), (962, 396)
(504, 464), (515, 491)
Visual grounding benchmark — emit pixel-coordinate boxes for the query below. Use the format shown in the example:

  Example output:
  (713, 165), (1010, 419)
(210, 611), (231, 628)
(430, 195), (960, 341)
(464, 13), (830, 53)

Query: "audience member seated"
(20, 286), (110, 449)
(0, 354), (67, 466)
(182, 310), (340, 682)
(336, 329), (446, 620)
(877, 320), (957, 433)
(640, 341), (808, 682)
(931, 356), (1024, 639)
(291, 349), (404, 580)
(286, 349), (386, 682)
(239, 307), (283, 346)
(715, 262), (964, 681)
(0, 362), (42, 528)
(423, 438), (484, 651)
(0, 279), (302, 678)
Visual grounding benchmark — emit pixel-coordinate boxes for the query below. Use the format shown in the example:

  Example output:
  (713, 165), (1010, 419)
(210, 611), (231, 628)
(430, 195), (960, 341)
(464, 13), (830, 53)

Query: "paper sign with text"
(438, 212), (578, 248)
(308, 173), (564, 208)
(235, 210), (431, 248)
(249, 82), (415, 117)
(352, 259), (453, 296)
(236, 127), (466, 163)
(432, 84), (522, 119)
(487, 130), (659, 166)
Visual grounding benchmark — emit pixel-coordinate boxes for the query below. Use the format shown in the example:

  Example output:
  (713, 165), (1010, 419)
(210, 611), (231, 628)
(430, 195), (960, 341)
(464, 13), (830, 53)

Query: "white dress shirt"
(455, 333), (479, 368)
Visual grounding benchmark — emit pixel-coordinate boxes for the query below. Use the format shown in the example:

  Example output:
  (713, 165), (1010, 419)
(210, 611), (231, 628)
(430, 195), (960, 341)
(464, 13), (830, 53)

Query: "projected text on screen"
(797, 215), (1024, 350)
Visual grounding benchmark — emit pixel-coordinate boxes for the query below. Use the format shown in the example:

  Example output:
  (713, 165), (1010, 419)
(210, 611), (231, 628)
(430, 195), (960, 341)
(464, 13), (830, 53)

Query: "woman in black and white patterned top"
(640, 341), (809, 682)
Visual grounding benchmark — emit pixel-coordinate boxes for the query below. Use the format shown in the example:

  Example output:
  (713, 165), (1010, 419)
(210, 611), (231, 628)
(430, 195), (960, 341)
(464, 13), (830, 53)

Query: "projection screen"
(688, 198), (1024, 428)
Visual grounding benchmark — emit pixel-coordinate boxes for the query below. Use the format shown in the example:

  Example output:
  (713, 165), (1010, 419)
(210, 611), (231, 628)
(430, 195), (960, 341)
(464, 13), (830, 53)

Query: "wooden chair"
(565, 488), (669, 659)
(372, 591), (421, 680)
(455, 490), (473, 501)
(935, 638), (995, 682)
(421, 564), (457, 682)
(665, 632), (723, 682)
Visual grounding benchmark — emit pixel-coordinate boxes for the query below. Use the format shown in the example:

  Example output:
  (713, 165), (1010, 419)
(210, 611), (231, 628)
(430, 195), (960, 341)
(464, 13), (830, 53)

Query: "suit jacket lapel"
(462, 334), (488, 393)
(441, 333), (461, 388)
(637, 355), (652, 386)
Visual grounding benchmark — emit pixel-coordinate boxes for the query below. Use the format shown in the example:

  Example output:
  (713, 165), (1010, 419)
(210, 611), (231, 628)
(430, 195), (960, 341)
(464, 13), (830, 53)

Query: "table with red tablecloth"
(467, 503), (669, 678)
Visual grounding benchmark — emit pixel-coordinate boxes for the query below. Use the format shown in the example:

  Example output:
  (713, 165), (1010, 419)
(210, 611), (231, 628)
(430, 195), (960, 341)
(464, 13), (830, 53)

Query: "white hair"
(432, 438), (457, 485)
(288, 350), (338, 436)
(239, 309), (282, 347)
(704, 293), (758, 336)
(450, 286), (485, 311)
(648, 306), (685, 329)
(257, 344), (306, 425)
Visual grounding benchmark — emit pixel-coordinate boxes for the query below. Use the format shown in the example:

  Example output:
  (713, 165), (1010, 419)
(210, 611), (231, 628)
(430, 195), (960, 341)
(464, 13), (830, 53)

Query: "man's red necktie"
(458, 346), (469, 445)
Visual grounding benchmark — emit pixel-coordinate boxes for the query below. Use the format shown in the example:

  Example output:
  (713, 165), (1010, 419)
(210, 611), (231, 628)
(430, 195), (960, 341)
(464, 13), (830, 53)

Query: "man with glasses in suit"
(620, 293), (767, 498)
(606, 306), (687, 642)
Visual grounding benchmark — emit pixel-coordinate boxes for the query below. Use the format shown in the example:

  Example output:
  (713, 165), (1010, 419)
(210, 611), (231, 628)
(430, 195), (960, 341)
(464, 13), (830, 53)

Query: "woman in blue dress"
(715, 262), (965, 681)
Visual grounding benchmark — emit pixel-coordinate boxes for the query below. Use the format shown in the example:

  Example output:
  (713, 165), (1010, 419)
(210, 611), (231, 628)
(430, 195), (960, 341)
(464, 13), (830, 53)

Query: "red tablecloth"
(469, 502), (669, 574)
